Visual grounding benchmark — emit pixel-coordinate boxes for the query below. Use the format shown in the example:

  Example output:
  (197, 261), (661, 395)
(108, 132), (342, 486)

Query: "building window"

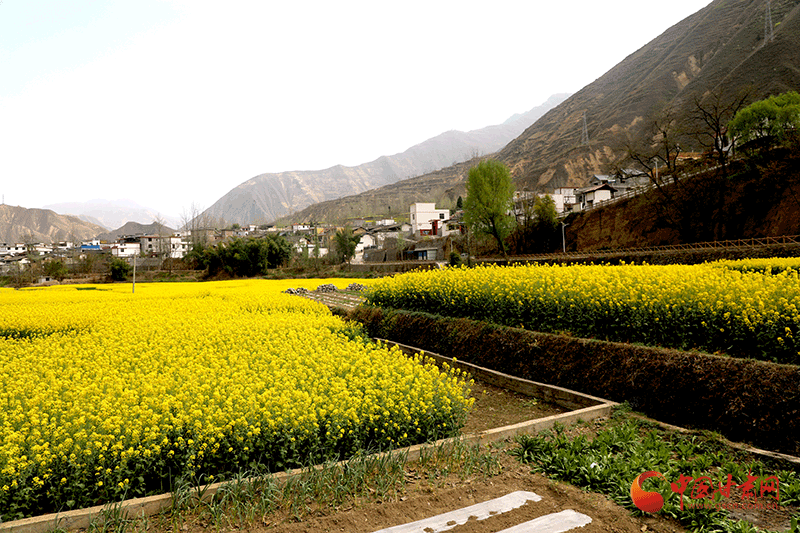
(439, 213), (445, 219)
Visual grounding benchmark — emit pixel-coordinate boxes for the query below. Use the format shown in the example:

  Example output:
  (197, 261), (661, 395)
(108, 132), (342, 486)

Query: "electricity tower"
(581, 111), (589, 146)
(765, 0), (775, 45)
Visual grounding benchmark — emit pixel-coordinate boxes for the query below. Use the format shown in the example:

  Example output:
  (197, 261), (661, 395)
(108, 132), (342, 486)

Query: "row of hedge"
(350, 306), (800, 456)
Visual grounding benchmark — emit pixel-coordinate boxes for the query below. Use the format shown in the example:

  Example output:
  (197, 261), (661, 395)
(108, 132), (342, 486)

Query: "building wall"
(410, 203), (449, 235)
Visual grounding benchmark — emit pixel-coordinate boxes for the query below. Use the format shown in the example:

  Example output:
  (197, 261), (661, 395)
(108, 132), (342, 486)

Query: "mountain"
(274, 158), (479, 226)
(496, 0), (800, 191)
(201, 94), (570, 225)
(0, 204), (106, 243)
(96, 221), (176, 243)
(44, 199), (181, 230)
(282, 0), (800, 224)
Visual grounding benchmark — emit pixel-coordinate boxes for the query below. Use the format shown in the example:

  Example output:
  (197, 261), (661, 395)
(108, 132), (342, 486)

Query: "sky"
(1, 0), (712, 220)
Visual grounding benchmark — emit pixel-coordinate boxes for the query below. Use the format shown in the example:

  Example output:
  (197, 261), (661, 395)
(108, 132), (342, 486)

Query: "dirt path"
(297, 290), (366, 311)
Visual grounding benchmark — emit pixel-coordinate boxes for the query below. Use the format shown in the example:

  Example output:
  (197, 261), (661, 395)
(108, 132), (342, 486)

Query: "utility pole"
(561, 222), (569, 253)
(132, 253), (136, 294)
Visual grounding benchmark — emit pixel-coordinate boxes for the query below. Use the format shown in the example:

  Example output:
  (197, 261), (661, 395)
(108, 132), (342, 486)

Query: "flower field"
(364, 261), (800, 364)
(0, 280), (473, 521)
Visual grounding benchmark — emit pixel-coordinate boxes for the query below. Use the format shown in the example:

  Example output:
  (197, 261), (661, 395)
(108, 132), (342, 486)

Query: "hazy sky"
(1, 0), (712, 219)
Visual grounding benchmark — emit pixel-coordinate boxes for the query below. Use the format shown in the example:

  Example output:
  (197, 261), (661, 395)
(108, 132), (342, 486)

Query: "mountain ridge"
(44, 199), (181, 230)
(201, 94), (570, 225)
(283, 0), (800, 224)
(0, 204), (107, 244)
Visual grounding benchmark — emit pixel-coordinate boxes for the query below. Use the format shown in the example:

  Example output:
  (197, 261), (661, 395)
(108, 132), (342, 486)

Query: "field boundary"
(350, 306), (800, 456)
(0, 343), (614, 533)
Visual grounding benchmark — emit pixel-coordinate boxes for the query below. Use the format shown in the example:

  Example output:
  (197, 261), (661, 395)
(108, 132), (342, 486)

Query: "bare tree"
(180, 202), (211, 251)
(622, 110), (691, 239)
(152, 214), (172, 273)
(626, 110), (686, 191)
(690, 88), (750, 177)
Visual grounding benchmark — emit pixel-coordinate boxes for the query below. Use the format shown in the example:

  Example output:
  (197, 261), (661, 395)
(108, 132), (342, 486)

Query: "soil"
(255, 453), (689, 533)
(134, 377), (797, 533)
(295, 289), (366, 311)
(155, 383), (697, 533)
(461, 381), (568, 434)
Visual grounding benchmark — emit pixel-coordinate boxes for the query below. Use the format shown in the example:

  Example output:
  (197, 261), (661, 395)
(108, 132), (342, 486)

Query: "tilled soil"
(196, 453), (689, 533)
(165, 383), (694, 533)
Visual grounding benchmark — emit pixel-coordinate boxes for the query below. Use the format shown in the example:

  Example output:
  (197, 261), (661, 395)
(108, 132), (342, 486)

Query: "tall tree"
(463, 159), (515, 257)
(332, 227), (361, 264)
(729, 91), (800, 151)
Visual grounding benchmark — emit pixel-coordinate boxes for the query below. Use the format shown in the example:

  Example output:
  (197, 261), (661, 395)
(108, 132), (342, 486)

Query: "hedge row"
(350, 306), (800, 456)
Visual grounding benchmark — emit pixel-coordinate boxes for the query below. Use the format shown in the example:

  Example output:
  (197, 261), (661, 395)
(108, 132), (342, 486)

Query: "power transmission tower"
(765, 0), (775, 44)
(581, 111), (589, 146)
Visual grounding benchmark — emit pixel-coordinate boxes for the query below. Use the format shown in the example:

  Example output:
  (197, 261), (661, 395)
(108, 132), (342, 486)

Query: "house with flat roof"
(410, 203), (449, 236)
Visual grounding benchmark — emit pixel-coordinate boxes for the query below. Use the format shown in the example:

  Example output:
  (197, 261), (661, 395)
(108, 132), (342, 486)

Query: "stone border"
(1, 342), (616, 533)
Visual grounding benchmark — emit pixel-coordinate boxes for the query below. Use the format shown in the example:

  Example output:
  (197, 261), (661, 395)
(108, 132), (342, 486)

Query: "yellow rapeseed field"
(0, 280), (473, 520)
(364, 261), (800, 364)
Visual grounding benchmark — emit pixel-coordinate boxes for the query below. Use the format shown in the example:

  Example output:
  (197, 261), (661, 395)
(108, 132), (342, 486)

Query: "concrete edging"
(1, 341), (616, 533)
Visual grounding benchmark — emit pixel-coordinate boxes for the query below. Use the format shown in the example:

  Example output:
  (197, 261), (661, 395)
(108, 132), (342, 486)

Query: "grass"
(510, 405), (800, 533)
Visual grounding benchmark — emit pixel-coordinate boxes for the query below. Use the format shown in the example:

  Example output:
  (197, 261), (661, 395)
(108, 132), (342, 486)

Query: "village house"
(111, 236), (141, 257)
(410, 203), (449, 237)
(574, 183), (617, 211)
(551, 188), (577, 213)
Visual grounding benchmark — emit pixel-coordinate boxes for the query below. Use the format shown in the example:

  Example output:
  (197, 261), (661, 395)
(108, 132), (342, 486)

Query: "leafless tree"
(626, 110), (686, 191)
(180, 202), (212, 251)
(152, 214), (172, 273)
(690, 88), (750, 177)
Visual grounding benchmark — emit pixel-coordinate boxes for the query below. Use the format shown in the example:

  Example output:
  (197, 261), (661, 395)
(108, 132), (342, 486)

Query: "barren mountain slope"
(0, 205), (106, 243)
(496, 0), (800, 191)
(201, 95), (569, 225)
(279, 0), (800, 224)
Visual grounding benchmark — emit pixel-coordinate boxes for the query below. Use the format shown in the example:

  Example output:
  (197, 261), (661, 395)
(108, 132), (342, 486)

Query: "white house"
(410, 203), (449, 236)
(9, 243), (28, 255)
(551, 188), (577, 213)
(166, 235), (189, 258)
(575, 183), (617, 211)
(33, 243), (53, 254)
(112, 240), (141, 257)
(136, 234), (189, 259)
(371, 223), (412, 245)
(355, 233), (377, 253)
(0, 255), (28, 274)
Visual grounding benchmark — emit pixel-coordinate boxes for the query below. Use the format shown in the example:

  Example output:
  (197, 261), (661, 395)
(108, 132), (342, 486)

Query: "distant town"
(0, 167), (660, 284)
